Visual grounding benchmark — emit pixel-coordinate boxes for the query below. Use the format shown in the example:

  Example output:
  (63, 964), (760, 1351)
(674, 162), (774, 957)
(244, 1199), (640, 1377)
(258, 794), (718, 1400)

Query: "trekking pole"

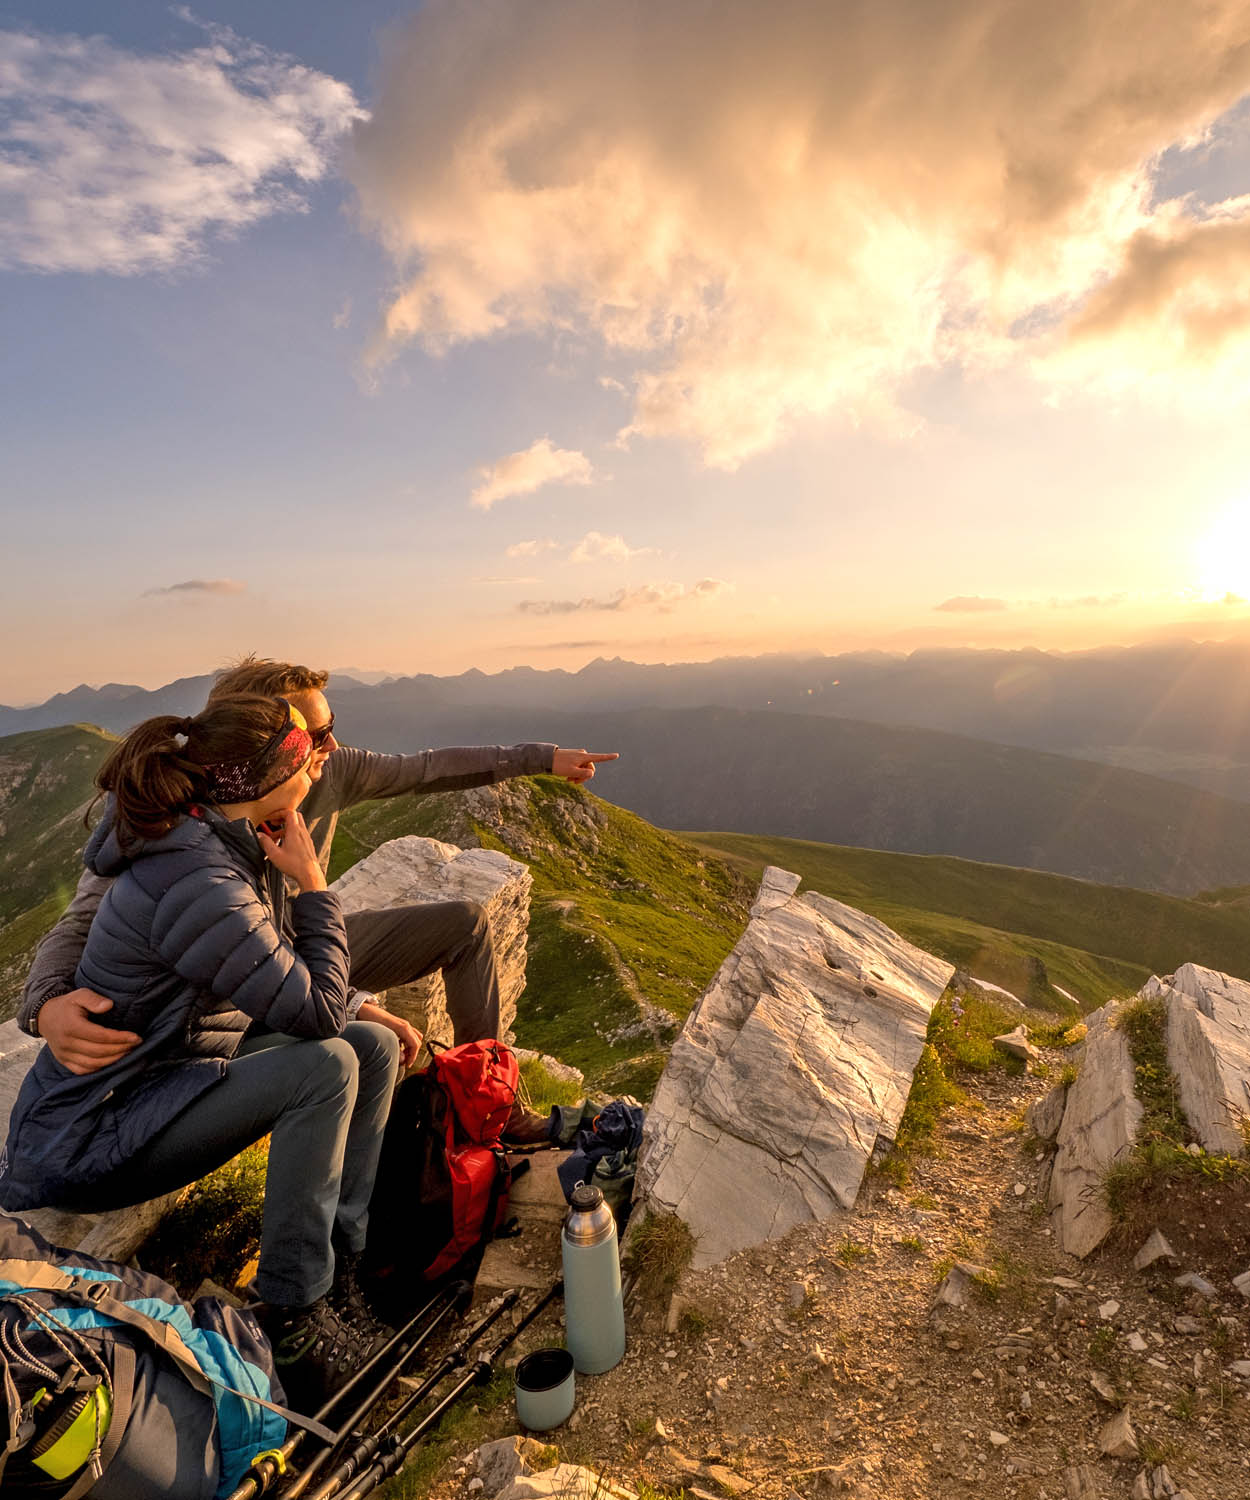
(226, 1281), (469, 1500)
(334, 1279), (563, 1500)
(294, 1285), (534, 1500)
(275, 1285), (472, 1500)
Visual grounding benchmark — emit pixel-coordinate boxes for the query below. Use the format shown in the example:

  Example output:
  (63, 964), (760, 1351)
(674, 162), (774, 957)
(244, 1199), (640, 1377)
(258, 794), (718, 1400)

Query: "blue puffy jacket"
(0, 802), (350, 1211)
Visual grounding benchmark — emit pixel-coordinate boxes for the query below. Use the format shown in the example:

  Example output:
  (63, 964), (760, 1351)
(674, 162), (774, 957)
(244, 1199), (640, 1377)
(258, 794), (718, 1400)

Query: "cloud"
(143, 578), (246, 597)
(1047, 593), (1129, 609)
(517, 577), (732, 614)
(568, 531), (658, 563)
(470, 438), (593, 509)
(333, 298), (353, 329)
(475, 574), (541, 584)
(347, 0), (1250, 467)
(0, 19), (363, 275)
(506, 537), (561, 557)
(934, 596), (1010, 614)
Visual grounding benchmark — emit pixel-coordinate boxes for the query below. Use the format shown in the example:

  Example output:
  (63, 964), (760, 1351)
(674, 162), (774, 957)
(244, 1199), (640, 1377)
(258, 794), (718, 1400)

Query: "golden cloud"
(348, 0), (1250, 466)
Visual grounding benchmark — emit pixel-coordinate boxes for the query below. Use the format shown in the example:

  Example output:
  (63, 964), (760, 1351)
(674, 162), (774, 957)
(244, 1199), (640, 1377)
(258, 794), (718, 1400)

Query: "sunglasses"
(308, 712), (336, 750)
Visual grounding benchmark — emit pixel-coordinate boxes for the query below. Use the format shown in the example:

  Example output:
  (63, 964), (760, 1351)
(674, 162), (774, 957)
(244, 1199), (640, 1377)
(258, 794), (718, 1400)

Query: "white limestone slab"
(636, 876), (954, 1267)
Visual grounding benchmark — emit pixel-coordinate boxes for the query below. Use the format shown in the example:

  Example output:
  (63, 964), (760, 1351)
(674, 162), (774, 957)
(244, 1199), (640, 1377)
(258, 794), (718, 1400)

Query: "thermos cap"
(564, 1181), (616, 1245)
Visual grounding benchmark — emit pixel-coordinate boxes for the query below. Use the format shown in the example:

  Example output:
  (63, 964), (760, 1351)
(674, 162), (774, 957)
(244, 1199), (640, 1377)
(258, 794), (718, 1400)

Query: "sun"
(1193, 505), (1250, 602)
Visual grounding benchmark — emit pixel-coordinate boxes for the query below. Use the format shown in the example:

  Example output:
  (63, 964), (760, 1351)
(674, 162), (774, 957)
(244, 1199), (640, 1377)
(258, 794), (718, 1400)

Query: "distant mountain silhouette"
(8, 640), (1250, 803)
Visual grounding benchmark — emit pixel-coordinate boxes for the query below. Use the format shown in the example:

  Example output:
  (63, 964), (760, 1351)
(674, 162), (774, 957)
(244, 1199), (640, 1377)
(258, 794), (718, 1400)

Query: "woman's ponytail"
(94, 715), (205, 839)
(91, 694), (297, 840)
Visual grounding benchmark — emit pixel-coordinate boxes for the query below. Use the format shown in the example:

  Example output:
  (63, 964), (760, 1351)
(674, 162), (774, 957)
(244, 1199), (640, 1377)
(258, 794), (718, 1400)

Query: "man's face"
(287, 688), (338, 781)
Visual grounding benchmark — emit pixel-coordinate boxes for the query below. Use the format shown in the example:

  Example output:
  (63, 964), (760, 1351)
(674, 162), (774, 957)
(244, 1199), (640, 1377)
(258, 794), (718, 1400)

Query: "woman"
(0, 694), (400, 1409)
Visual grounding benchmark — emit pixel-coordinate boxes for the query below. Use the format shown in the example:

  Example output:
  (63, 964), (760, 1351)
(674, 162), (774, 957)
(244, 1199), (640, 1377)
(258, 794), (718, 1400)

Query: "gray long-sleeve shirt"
(18, 739), (555, 1031)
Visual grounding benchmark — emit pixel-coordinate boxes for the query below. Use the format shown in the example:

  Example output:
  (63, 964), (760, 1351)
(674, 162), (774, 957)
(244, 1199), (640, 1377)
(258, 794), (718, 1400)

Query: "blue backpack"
(0, 1213), (330, 1499)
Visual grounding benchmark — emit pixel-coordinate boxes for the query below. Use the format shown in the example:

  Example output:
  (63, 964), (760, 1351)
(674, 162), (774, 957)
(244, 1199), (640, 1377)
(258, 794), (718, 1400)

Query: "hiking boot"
(327, 1250), (392, 1355)
(501, 1101), (555, 1146)
(257, 1295), (372, 1414)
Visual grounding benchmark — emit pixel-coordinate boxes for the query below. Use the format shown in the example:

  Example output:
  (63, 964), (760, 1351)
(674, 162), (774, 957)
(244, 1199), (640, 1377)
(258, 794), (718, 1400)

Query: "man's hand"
(356, 1000), (423, 1069)
(551, 748), (619, 784)
(35, 991), (141, 1076)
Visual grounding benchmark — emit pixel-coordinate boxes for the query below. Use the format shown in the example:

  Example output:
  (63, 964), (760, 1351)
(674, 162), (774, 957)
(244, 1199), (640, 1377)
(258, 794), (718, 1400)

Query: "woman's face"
(255, 758), (313, 820)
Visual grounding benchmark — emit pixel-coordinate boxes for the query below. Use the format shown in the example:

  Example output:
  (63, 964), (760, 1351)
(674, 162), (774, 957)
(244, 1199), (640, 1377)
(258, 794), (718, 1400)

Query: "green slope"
(0, 724), (111, 925)
(682, 831), (1250, 1009)
(0, 724), (114, 1015)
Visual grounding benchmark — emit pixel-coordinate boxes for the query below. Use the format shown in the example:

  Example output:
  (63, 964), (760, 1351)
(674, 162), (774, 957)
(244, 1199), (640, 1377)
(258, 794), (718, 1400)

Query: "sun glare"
(1194, 505), (1250, 602)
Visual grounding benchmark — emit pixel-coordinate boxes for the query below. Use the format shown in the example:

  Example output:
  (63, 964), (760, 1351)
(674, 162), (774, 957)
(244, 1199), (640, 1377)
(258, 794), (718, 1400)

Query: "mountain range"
(7, 639), (1250, 799)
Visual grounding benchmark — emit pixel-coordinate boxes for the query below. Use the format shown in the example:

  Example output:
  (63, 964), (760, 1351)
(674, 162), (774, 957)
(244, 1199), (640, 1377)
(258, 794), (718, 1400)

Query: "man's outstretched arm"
(18, 868), (142, 1074)
(327, 742), (619, 810)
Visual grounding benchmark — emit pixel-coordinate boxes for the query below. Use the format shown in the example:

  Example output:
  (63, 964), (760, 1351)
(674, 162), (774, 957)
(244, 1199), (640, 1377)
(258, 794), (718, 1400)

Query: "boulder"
(932, 1261), (991, 1313)
(475, 1436), (554, 1496)
(993, 1025), (1039, 1062)
(1133, 1229), (1177, 1271)
(331, 835), (532, 1045)
(1154, 965), (1250, 1157)
(635, 871), (954, 1267)
(1048, 1004), (1143, 1258)
(1098, 1408), (1139, 1460)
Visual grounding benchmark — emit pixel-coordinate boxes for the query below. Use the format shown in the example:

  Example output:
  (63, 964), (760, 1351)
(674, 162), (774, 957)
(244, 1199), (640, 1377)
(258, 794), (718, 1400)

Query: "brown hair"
(95, 693), (294, 839)
(210, 654), (329, 702)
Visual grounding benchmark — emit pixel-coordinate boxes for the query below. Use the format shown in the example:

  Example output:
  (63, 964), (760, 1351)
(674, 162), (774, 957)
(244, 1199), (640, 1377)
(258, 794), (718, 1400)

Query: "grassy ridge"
(680, 832), (1215, 1009)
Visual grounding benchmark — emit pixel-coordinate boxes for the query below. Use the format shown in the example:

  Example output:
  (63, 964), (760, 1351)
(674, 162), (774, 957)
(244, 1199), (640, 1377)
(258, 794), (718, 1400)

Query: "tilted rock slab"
(635, 868), (954, 1268)
(1049, 1003), (1142, 1258)
(331, 835), (532, 1046)
(1148, 964), (1250, 1156)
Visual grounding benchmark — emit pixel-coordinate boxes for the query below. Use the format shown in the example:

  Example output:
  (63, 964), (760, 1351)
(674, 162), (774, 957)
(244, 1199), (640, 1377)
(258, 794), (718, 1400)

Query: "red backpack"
(363, 1041), (520, 1321)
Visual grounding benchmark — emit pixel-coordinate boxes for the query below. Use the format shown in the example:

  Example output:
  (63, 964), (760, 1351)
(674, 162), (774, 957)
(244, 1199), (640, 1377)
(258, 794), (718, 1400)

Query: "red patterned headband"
(201, 701), (313, 804)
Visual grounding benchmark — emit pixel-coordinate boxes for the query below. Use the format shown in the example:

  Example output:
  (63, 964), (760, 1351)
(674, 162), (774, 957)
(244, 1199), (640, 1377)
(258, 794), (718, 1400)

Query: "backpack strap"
(0, 1260), (336, 1446)
(57, 1341), (135, 1500)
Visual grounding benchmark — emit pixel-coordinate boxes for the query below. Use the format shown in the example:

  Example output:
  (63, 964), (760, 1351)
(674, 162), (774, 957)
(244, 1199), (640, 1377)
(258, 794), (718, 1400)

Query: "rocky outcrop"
(331, 835), (532, 1045)
(1048, 1004), (1143, 1258)
(635, 868), (954, 1267)
(1045, 962), (1250, 1258)
(1149, 964), (1250, 1156)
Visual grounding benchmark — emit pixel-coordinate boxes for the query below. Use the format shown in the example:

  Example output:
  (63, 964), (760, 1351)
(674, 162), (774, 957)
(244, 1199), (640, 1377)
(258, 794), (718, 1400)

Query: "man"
(19, 657), (617, 1136)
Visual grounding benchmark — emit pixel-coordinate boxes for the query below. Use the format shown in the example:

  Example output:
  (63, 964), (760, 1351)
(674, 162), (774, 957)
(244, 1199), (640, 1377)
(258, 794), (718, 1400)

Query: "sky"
(3, 0), (1250, 703)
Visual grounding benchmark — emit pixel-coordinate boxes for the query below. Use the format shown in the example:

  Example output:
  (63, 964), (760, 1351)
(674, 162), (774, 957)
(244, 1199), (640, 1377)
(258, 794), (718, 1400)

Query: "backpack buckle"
(67, 1278), (110, 1304)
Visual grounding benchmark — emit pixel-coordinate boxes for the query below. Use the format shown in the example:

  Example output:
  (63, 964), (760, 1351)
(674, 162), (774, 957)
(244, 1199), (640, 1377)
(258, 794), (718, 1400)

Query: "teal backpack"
(0, 1213), (330, 1499)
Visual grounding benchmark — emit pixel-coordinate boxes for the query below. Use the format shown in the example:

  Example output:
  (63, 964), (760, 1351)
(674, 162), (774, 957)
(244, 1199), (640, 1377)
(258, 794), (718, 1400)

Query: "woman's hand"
(356, 1000), (423, 1069)
(256, 808), (327, 892)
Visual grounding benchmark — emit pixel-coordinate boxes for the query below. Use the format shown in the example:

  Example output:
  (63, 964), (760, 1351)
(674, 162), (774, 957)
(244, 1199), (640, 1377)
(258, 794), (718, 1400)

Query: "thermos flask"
(560, 1182), (626, 1374)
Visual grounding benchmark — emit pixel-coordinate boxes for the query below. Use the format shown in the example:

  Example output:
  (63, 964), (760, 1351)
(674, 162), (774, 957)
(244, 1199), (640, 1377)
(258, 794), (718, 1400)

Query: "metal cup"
(514, 1347), (575, 1431)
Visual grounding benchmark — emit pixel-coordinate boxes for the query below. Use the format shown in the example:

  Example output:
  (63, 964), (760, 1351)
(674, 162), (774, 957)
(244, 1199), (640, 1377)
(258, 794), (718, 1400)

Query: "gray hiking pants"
(69, 1022), (400, 1306)
(345, 900), (500, 1043)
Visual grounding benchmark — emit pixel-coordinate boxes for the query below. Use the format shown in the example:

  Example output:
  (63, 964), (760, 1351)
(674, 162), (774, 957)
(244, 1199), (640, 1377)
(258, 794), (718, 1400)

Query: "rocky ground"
(412, 1053), (1250, 1500)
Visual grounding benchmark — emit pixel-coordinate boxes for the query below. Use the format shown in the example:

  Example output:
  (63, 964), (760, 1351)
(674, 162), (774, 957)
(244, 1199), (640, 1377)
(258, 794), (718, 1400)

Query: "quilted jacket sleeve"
(149, 864), (350, 1039)
(326, 742), (556, 811)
